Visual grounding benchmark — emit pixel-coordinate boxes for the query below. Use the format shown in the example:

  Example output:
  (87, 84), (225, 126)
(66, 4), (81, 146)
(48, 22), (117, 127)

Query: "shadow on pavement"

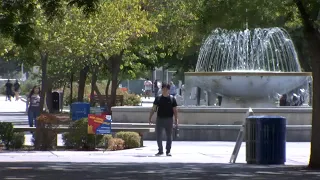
(0, 162), (319, 180)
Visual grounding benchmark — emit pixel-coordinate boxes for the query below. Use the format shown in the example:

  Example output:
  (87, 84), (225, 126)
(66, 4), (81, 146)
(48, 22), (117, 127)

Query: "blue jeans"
(28, 109), (40, 127)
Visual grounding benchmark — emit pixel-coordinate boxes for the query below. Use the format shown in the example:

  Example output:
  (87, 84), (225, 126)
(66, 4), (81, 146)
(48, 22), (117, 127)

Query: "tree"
(292, 0), (320, 168)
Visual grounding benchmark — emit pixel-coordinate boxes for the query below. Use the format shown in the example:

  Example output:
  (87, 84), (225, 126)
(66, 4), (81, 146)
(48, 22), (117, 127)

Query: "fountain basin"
(111, 106), (312, 142)
(184, 72), (311, 107)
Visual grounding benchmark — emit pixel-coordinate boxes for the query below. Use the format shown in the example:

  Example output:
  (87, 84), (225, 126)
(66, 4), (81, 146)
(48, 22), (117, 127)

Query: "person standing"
(13, 79), (20, 101)
(169, 81), (176, 97)
(148, 82), (179, 156)
(144, 78), (152, 99)
(154, 79), (159, 97)
(4, 79), (13, 101)
(27, 86), (41, 127)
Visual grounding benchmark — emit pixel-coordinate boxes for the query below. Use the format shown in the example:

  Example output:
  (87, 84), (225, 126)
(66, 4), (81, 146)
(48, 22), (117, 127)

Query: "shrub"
(10, 132), (25, 149)
(118, 91), (141, 106)
(107, 138), (125, 151)
(0, 122), (14, 150)
(1, 86), (5, 95)
(20, 75), (41, 96)
(62, 118), (103, 150)
(97, 134), (113, 148)
(115, 131), (141, 149)
(32, 113), (59, 150)
(62, 82), (141, 106)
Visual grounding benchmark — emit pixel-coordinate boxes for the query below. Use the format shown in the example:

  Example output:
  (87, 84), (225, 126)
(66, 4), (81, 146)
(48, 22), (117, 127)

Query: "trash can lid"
(72, 102), (90, 104)
(247, 115), (286, 119)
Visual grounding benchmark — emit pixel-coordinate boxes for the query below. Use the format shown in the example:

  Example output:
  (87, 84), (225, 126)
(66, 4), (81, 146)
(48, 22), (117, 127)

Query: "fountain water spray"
(195, 28), (301, 72)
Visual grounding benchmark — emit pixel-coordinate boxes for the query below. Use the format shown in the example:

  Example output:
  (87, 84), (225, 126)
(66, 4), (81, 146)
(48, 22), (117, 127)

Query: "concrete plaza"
(0, 95), (317, 179)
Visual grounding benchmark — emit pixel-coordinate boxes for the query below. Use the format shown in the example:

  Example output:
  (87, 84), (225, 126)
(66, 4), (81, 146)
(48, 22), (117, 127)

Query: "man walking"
(149, 82), (179, 156)
(14, 79), (20, 101)
(144, 78), (152, 99)
(4, 79), (12, 101)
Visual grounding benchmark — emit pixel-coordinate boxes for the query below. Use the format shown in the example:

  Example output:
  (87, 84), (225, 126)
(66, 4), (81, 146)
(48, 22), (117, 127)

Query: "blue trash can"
(71, 102), (90, 121)
(245, 115), (286, 165)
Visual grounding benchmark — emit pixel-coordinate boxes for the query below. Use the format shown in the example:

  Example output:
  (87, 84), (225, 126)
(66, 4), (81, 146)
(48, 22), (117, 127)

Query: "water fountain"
(184, 28), (311, 107)
(111, 27), (312, 142)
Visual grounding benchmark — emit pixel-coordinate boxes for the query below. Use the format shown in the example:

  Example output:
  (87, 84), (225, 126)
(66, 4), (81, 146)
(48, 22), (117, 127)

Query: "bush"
(62, 82), (141, 106)
(97, 134), (113, 148)
(20, 76), (41, 96)
(107, 138), (125, 151)
(115, 131), (141, 149)
(0, 122), (14, 150)
(10, 132), (25, 149)
(1, 86), (5, 95)
(0, 123), (25, 150)
(117, 90), (141, 106)
(62, 118), (103, 150)
(32, 113), (59, 150)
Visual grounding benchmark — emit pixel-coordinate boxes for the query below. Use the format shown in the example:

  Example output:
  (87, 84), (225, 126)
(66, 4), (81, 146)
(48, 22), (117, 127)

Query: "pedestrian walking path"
(1, 140), (310, 166)
(0, 96), (26, 113)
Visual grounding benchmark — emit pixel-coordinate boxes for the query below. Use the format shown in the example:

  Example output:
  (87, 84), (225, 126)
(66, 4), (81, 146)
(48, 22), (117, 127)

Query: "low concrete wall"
(112, 106), (312, 125)
(141, 125), (310, 142)
(112, 123), (311, 142)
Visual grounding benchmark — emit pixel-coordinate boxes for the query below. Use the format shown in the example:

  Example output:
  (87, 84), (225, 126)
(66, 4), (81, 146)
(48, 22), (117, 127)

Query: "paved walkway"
(0, 96), (26, 113)
(1, 141), (310, 165)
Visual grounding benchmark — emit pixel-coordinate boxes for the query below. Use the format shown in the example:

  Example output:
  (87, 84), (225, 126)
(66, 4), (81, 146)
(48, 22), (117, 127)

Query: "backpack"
(156, 95), (174, 105)
(155, 95), (174, 112)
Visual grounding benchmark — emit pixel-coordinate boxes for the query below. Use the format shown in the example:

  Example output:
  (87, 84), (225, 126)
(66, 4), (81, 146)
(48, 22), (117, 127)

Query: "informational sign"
(88, 114), (112, 135)
(90, 107), (102, 115)
(229, 108), (254, 163)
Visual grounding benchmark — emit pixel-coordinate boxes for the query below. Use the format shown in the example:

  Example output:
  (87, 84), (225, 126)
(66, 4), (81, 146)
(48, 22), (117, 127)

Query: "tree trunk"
(61, 82), (66, 112)
(39, 52), (48, 113)
(77, 66), (89, 102)
(93, 83), (105, 107)
(45, 78), (53, 113)
(109, 50), (124, 111)
(70, 73), (74, 106)
(295, 0), (320, 169)
(90, 69), (98, 106)
(105, 79), (111, 107)
(105, 79), (111, 96)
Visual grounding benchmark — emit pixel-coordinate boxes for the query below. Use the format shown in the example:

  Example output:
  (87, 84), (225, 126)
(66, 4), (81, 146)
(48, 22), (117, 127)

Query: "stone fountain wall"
(112, 106), (312, 142)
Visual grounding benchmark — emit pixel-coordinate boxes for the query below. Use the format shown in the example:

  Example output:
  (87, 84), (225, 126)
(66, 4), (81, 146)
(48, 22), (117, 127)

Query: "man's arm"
(149, 104), (157, 122)
(149, 98), (158, 123)
(172, 98), (178, 124)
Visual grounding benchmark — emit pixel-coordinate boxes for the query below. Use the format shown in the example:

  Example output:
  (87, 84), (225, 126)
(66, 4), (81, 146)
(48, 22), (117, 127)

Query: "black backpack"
(156, 95), (174, 105)
(155, 95), (174, 112)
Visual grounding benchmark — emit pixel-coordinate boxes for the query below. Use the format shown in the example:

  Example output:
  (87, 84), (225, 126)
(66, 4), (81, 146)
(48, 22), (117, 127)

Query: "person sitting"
(279, 94), (288, 106)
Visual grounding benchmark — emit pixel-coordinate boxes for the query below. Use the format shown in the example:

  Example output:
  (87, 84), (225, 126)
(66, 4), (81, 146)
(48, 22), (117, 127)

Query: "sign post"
(229, 108), (254, 163)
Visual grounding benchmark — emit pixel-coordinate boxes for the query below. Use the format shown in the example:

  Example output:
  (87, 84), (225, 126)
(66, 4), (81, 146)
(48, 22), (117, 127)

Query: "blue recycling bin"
(245, 115), (286, 165)
(71, 102), (90, 121)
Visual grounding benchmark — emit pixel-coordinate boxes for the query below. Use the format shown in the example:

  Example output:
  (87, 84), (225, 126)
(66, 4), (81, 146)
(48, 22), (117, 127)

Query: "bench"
(13, 126), (154, 147)
(92, 95), (124, 106)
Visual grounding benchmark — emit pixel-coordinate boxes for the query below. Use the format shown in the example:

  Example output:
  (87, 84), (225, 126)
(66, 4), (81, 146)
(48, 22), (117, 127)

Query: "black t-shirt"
(14, 83), (20, 91)
(5, 82), (12, 91)
(154, 95), (177, 118)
